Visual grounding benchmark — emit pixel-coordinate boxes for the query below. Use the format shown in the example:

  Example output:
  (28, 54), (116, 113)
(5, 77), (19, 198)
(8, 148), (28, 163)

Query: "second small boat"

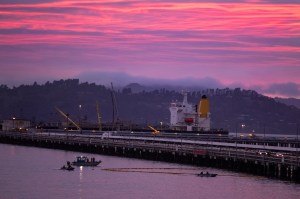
(196, 172), (217, 177)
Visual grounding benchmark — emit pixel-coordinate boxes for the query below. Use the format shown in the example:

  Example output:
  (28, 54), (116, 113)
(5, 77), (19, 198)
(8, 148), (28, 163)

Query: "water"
(0, 143), (299, 199)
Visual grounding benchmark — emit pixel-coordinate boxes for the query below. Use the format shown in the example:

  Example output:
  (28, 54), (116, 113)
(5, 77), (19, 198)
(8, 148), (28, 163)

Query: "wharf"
(0, 131), (299, 182)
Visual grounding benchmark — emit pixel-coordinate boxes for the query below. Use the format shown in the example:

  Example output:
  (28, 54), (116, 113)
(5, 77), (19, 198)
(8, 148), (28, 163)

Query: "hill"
(275, 97), (300, 109)
(0, 79), (299, 134)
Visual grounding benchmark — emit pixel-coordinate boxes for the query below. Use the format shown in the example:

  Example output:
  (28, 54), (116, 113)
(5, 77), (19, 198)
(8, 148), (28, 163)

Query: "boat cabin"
(76, 156), (88, 163)
(75, 156), (96, 163)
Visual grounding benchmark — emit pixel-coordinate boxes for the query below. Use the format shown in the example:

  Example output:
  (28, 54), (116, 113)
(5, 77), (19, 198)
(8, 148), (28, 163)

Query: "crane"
(55, 107), (81, 130)
(110, 82), (120, 130)
(148, 125), (160, 135)
(96, 101), (102, 131)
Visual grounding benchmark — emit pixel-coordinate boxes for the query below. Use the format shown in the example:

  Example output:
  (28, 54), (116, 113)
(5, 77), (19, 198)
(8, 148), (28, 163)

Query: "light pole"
(297, 123), (299, 145)
(79, 104), (82, 128)
(235, 124), (238, 159)
(263, 123), (266, 149)
(12, 117), (16, 131)
(235, 124), (238, 148)
(241, 124), (245, 142)
(296, 123), (299, 143)
(296, 123), (299, 165)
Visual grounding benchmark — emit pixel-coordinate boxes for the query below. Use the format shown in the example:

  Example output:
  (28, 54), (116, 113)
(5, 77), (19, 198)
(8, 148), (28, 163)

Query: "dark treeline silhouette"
(0, 79), (299, 134)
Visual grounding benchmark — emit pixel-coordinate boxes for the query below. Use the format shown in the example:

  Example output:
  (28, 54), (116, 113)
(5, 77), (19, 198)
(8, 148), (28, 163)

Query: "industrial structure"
(1, 118), (30, 131)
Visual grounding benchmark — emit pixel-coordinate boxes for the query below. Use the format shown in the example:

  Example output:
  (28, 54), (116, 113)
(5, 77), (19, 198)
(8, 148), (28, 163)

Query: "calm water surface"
(0, 143), (299, 199)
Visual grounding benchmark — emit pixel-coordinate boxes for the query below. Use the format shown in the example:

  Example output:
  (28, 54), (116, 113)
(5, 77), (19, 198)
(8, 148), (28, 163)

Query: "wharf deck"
(0, 131), (300, 182)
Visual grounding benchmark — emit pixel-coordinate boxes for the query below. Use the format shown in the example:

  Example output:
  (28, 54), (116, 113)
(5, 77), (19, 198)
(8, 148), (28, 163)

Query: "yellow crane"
(148, 125), (160, 135)
(55, 107), (81, 130)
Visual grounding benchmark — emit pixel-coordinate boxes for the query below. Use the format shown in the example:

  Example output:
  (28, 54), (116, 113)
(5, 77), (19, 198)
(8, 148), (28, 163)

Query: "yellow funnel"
(198, 95), (209, 118)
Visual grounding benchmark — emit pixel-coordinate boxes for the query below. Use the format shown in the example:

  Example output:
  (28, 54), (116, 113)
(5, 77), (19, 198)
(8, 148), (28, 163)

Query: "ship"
(165, 93), (228, 135)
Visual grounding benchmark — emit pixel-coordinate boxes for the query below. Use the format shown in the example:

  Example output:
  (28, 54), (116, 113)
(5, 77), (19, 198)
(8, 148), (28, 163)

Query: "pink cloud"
(0, 1), (300, 97)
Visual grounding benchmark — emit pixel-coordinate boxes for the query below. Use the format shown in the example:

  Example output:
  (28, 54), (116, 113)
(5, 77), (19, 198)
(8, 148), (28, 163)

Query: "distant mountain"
(275, 97), (300, 109)
(0, 79), (300, 134)
(123, 82), (208, 93)
(123, 83), (148, 93)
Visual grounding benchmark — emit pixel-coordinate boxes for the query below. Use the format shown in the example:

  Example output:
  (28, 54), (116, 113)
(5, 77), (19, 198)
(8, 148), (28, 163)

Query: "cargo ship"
(164, 93), (228, 135)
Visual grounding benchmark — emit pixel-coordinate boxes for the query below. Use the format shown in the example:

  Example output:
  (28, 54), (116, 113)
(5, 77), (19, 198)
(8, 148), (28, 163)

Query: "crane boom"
(55, 107), (81, 130)
(110, 82), (119, 130)
(148, 125), (160, 135)
(96, 101), (102, 131)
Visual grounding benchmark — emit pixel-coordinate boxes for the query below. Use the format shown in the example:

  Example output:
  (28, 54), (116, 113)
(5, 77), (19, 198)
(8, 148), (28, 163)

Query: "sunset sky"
(0, 0), (300, 98)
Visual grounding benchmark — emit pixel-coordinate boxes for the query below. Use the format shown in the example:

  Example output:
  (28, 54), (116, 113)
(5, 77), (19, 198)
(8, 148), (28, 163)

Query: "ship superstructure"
(169, 93), (210, 132)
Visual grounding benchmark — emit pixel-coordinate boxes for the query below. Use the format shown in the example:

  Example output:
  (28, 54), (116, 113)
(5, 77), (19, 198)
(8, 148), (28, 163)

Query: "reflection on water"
(0, 143), (299, 199)
(79, 166), (83, 181)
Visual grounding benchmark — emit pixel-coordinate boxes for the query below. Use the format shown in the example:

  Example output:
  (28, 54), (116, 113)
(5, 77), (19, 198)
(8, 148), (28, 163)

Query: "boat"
(196, 172), (217, 177)
(61, 165), (75, 171)
(61, 161), (75, 171)
(72, 156), (101, 166)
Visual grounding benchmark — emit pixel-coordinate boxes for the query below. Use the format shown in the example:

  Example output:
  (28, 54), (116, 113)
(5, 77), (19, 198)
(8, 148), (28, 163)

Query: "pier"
(0, 131), (299, 182)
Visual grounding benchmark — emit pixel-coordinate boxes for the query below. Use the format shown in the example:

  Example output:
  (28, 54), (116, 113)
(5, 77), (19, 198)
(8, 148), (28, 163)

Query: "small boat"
(61, 165), (75, 171)
(72, 156), (101, 166)
(61, 161), (75, 171)
(196, 172), (217, 177)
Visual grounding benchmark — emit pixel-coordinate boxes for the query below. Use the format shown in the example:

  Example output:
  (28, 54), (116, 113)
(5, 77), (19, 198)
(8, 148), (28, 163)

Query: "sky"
(0, 0), (300, 98)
